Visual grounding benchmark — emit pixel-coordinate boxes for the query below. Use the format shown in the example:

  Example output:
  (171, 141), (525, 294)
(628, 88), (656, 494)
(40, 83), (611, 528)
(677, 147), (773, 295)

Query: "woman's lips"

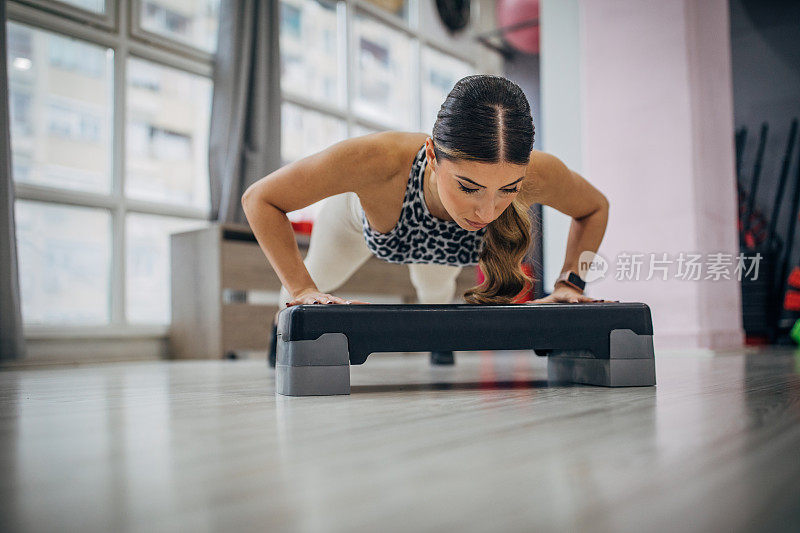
(465, 218), (487, 228)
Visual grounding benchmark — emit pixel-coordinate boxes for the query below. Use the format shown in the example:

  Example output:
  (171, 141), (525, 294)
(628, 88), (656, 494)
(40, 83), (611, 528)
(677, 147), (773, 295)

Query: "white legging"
(277, 192), (464, 311)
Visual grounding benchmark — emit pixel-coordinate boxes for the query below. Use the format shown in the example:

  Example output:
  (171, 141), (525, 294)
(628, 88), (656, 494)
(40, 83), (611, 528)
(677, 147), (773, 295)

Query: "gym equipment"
(759, 120), (797, 337)
(737, 119), (799, 343)
(735, 126), (748, 181)
(743, 123), (769, 240)
(782, 261), (800, 313)
(496, 0), (540, 55)
(274, 302), (656, 396)
(735, 124), (770, 250)
(791, 319), (800, 345)
(776, 127), (800, 324)
(269, 324), (458, 367)
(766, 119), (797, 252)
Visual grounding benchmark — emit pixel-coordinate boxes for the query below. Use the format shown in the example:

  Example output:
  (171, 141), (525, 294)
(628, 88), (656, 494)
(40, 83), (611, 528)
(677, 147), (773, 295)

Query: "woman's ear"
(425, 139), (437, 169)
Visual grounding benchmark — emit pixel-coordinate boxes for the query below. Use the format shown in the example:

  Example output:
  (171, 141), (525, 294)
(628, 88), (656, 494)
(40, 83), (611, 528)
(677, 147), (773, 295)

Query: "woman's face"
(425, 138), (528, 231)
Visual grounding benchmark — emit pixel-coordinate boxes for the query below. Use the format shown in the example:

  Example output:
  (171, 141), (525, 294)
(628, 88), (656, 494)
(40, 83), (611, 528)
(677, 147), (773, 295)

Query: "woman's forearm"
(558, 202), (609, 278)
(242, 193), (319, 299)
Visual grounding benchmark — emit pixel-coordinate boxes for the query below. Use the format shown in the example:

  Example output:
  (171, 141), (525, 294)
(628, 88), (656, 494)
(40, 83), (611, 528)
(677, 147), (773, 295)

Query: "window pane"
(280, 102), (346, 222)
(421, 47), (474, 134)
(139, 0), (221, 53)
(280, 0), (340, 107)
(6, 22), (113, 193)
(363, 0), (409, 22)
(352, 124), (381, 137)
(353, 13), (413, 129)
(281, 102), (347, 163)
(15, 201), (111, 325)
(54, 0), (105, 13)
(126, 58), (212, 211)
(126, 214), (207, 324)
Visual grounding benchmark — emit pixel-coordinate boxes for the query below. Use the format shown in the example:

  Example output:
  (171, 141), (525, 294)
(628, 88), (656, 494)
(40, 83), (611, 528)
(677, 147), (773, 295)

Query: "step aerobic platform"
(275, 302), (656, 396)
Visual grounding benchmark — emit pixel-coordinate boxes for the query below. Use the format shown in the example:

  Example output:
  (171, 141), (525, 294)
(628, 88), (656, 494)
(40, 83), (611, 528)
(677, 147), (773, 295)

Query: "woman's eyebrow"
(455, 175), (525, 188)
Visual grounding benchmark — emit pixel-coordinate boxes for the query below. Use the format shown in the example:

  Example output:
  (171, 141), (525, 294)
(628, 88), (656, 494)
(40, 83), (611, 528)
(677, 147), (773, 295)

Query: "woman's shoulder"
(517, 150), (568, 206)
(356, 131), (429, 186)
(529, 149), (567, 173)
(363, 130), (428, 159)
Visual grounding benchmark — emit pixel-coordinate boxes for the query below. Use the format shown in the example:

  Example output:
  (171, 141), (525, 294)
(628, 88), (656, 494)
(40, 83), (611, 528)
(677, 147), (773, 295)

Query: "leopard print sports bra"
(360, 144), (488, 266)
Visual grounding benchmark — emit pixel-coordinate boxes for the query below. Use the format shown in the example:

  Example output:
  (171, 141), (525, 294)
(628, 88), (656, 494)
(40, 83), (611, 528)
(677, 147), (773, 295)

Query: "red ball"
(495, 0), (540, 55)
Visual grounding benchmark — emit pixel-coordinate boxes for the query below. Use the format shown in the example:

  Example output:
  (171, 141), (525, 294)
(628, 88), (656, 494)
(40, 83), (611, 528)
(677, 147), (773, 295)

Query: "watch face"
(568, 272), (586, 289)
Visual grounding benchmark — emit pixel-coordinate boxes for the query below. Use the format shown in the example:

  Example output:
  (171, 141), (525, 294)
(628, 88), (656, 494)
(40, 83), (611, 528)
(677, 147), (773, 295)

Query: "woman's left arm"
(520, 150), (610, 303)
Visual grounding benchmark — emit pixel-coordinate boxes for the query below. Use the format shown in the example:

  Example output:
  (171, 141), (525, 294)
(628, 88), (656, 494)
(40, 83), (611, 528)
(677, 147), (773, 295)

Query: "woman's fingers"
(285, 293), (371, 307)
(517, 297), (619, 304)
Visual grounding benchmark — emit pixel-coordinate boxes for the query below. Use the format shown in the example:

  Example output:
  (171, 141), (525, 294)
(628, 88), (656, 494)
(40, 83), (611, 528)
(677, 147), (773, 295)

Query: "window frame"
(129, 0), (217, 64)
(8, 0), (214, 338)
(15, 0), (117, 31)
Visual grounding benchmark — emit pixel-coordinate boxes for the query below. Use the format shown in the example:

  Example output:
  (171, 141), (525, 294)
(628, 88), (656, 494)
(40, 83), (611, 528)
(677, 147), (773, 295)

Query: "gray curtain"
(209, 0), (282, 225)
(1, 1), (25, 361)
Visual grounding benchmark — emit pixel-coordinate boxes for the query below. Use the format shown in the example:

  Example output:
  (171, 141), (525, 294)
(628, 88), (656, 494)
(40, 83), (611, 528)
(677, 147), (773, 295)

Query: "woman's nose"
(474, 201), (495, 223)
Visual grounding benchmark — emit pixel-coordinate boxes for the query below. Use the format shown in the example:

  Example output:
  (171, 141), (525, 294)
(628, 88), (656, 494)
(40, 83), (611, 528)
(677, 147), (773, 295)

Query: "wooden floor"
(1, 347), (799, 533)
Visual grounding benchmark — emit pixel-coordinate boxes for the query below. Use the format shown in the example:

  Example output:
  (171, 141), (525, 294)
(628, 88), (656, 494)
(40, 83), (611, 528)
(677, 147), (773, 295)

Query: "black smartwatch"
(555, 270), (586, 292)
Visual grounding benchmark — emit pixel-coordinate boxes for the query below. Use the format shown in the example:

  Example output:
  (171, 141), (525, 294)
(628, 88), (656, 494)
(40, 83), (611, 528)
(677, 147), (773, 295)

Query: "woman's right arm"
(241, 132), (401, 300)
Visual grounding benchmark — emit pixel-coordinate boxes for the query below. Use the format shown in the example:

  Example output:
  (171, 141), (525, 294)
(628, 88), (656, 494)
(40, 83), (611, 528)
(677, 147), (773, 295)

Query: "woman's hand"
(526, 284), (616, 304)
(286, 289), (370, 307)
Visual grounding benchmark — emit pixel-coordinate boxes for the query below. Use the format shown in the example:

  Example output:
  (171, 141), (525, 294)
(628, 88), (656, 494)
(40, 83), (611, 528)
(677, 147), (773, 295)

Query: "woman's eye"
(457, 184), (519, 194)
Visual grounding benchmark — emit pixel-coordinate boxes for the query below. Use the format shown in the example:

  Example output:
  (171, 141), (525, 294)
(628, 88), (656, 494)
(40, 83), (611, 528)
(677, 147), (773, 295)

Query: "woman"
(242, 75), (610, 367)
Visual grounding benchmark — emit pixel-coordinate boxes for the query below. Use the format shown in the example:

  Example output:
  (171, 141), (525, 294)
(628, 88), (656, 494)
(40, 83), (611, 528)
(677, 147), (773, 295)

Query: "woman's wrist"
(292, 287), (319, 299)
(554, 280), (583, 294)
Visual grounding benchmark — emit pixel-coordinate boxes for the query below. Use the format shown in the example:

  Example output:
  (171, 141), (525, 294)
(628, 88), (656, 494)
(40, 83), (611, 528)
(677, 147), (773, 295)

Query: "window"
(47, 33), (106, 77)
(279, 0), (340, 107)
(10, 90), (33, 137)
(15, 200), (112, 325)
(136, 0), (221, 54)
(362, 0), (409, 23)
(421, 46), (474, 134)
(46, 100), (104, 143)
(353, 12), (413, 129)
(7, 23), (113, 194)
(281, 102), (347, 166)
(125, 57), (211, 210)
(7, 22), (32, 60)
(7, 0), (483, 337)
(7, 0), (218, 331)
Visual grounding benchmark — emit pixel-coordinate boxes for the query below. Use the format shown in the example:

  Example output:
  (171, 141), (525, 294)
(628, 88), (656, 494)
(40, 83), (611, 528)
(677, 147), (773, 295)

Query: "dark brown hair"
(431, 74), (535, 304)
